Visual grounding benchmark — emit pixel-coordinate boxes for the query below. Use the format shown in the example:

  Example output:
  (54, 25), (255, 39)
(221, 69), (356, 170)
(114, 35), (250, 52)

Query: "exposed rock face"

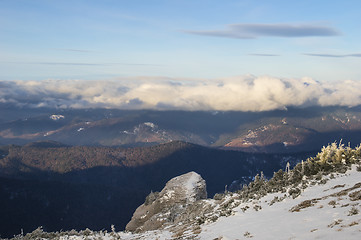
(125, 171), (207, 232)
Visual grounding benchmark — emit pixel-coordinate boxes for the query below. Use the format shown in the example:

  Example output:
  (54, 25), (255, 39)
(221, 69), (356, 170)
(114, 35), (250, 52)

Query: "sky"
(1, 0), (361, 111)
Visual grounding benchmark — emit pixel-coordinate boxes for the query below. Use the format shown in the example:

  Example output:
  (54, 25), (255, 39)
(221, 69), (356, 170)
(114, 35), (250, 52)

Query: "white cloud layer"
(1, 76), (361, 111)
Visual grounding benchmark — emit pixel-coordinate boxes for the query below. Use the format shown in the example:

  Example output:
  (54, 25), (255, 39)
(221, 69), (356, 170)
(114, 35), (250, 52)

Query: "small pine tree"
(285, 162), (291, 175)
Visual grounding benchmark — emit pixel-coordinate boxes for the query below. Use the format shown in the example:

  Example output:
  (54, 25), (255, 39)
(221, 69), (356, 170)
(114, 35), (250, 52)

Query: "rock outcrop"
(125, 171), (207, 232)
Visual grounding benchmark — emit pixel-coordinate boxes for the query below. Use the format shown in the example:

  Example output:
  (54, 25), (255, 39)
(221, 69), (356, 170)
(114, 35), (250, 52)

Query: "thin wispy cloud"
(1, 61), (163, 67)
(248, 53), (280, 57)
(185, 23), (340, 39)
(54, 48), (93, 53)
(37, 62), (107, 66)
(1, 76), (361, 111)
(117, 63), (164, 66)
(304, 53), (361, 58)
(0, 61), (107, 66)
(39, 62), (163, 67)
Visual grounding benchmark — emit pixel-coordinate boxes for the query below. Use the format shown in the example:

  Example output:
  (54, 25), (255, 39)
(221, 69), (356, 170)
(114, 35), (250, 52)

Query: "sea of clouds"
(1, 76), (361, 111)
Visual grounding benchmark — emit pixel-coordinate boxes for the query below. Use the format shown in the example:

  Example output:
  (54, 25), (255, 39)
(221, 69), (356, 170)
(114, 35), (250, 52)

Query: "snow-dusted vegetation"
(3, 142), (361, 240)
(199, 146), (361, 240)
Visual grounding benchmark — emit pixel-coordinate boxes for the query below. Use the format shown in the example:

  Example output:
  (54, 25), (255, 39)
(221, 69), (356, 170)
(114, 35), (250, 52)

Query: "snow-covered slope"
(199, 166), (361, 240)
(10, 166), (360, 240)
(116, 165), (360, 240)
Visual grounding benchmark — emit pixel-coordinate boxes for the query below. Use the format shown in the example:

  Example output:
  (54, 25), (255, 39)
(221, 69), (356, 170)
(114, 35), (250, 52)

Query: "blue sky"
(0, 0), (360, 82)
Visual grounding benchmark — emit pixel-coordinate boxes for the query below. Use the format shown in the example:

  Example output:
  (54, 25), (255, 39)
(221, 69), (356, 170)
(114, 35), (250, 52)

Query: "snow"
(144, 122), (156, 128)
(160, 190), (175, 202)
(198, 166), (361, 240)
(56, 230), (174, 240)
(116, 230), (173, 240)
(49, 114), (65, 120)
(20, 165), (360, 240)
(122, 130), (133, 135)
(184, 171), (204, 203)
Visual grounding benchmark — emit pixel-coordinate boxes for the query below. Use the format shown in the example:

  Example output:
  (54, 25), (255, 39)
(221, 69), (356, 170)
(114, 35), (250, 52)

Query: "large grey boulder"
(126, 171), (207, 232)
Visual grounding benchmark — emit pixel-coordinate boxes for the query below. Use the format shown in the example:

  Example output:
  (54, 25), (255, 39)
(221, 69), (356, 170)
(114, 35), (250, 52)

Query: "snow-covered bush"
(229, 142), (361, 203)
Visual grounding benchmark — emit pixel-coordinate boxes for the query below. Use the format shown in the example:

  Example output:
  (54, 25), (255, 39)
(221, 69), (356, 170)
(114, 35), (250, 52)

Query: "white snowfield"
(54, 165), (360, 240)
(198, 166), (361, 240)
(183, 171), (207, 203)
(49, 115), (65, 120)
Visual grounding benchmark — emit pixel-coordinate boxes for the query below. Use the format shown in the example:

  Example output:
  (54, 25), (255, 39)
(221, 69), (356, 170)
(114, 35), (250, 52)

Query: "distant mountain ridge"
(1, 104), (361, 152)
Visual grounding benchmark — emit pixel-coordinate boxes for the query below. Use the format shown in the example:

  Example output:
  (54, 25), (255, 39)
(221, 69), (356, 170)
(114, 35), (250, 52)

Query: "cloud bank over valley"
(1, 76), (361, 112)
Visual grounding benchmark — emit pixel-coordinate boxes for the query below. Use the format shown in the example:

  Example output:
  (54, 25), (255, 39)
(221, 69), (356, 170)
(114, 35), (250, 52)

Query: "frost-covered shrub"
(196, 216), (206, 225)
(80, 228), (94, 236)
(22, 227), (48, 239)
(244, 231), (253, 238)
(348, 206), (359, 216)
(303, 160), (321, 176)
(349, 190), (361, 201)
(10, 227), (86, 240)
(316, 141), (360, 167)
(267, 169), (287, 193)
(213, 193), (225, 200)
(233, 142), (361, 202)
(288, 188), (301, 199)
(315, 172), (322, 180)
(316, 142), (343, 164)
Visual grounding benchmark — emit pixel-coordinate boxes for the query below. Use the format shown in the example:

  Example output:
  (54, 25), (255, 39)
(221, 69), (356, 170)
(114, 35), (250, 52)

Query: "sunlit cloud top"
(1, 76), (361, 111)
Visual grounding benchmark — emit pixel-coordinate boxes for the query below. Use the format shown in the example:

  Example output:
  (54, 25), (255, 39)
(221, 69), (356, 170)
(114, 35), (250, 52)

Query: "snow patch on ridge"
(49, 115), (64, 120)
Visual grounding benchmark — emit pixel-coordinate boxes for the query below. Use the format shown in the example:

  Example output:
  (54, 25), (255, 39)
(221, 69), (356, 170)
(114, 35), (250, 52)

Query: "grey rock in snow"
(125, 171), (207, 232)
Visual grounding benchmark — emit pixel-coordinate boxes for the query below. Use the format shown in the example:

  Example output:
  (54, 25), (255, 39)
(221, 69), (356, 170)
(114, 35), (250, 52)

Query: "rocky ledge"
(125, 171), (207, 232)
